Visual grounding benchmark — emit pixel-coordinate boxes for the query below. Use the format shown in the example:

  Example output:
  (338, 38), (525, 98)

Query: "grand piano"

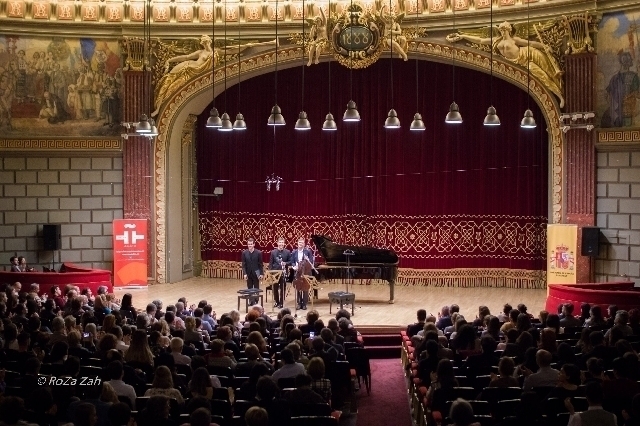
(311, 235), (399, 303)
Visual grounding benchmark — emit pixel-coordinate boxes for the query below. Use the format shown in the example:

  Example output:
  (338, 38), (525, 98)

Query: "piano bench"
(328, 291), (355, 316)
(237, 291), (264, 313)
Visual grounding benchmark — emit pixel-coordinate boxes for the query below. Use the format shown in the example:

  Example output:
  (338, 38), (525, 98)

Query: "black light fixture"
(218, 0), (233, 132)
(410, 2), (424, 131)
(384, 0), (400, 129)
(483, 0), (500, 126)
(520, 0), (537, 129)
(206, 3), (222, 128)
(343, 0), (360, 122)
(322, 0), (337, 130)
(233, 2), (246, 130)
(445, 2), (462, 124)
(136, 0), (152, 133)
(295, 0), (311, 130)
(268, 0), (285, 125)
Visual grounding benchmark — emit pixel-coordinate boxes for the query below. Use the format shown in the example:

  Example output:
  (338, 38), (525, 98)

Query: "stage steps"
(360, 325), (403, 359)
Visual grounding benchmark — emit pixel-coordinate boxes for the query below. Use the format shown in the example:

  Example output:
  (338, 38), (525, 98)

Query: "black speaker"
(43, 224), (61, 251)
(581, 226), (600, 257)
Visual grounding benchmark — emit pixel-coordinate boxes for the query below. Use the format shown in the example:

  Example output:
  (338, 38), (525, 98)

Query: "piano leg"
(389, 279), (395, 304)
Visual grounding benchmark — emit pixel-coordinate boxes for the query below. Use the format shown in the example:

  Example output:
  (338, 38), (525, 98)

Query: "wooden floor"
(113, 278), (547, 327)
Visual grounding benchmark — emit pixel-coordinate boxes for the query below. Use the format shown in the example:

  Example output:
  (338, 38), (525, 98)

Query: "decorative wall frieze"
(0, 139), (122, 151)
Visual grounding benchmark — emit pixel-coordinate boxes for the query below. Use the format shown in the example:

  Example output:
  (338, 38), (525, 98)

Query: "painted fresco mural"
(597, 11), (640, 128)
(0, 35), (121, 137)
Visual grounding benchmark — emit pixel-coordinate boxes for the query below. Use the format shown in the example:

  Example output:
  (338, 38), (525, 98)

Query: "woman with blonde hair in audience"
(307, 357), (332, 403)
(100, 381), (120, 404)
(188, 367), (214, 399)
(228, 310), (242, 332)
(102, 314), (117, 335)
(150, 319), (171, 336)
(62, 314), (76, 333)
(184, 316), (203, 344)
(144, 365), (184, 404)
(124, 329), (155, 377)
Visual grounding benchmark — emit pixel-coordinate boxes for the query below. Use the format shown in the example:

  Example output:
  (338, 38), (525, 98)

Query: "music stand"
(344, 249), (354, 293)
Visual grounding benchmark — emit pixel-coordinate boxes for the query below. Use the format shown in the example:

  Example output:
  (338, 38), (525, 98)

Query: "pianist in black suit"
(290, 237), (314, 310)
(268, 238), (291, 309)
(241, 238), (264, 304)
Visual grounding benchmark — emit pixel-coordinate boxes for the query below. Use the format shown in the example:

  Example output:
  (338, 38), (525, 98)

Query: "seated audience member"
(584, 305), (607, 328)
(245, 406), (269, 426)
(606, 305), (619, 329)
(255, 376), (291, 426)
(67, 383), (112, 426)
(436, 306), (452, 331)
(237, 363), (271, 401)
(482, 315), (503, 341)
(137, 396), (177, 426)
(494, 392), (544, 426)
(190, 355), (222, 388)
(285, 373), (328, 408)
(27, 387), (58, 426)
(622, 393), (640, 426)
(560, 303), (583, 328)
(603, 357), (640, 406)
(204, 339), (236, 369)
(463, 335), (499, 376)
(336, 317), (358, 342)
(546, 363), (581, 400)
(327, 318), (345, 346)
(272, 348), (306, 381)
(565, 381), (617, 426)
(488, 357), (519, 388)
(307, 357), (332, 403)
(522, 349), (559, 391)
(170, 337), (191, 365)
(426, 359), (459, 412)
(309, 336), (338, 364)
(606, 310), (634, 339)
(119, 293), (137, 324)
(579, 330), (616, 370)
(188, 408), (215, 426)
(235, 343), (274, 377)
(418, 340), (443, 384)
(108, 402), (133, 426)
(73, 403), (99, 426)
(188, 367), (215, 399)
(408, 309), (427, 337)
(555, 342), (576, 369)
(144, 365), (184, 404)
(497, 303), (512, 323)
(500, 309), (520, 333)
(473, 306), (491, 328)
(105, 361), (137, 409)
(448, 398), (481, 426)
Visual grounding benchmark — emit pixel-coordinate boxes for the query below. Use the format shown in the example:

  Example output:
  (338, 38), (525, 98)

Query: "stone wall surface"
(0, 156), (123, 272)
(595, 151), (640, 283)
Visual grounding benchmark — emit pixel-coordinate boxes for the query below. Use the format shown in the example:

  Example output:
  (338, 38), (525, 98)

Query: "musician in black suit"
(268, 237), (291, 309)
(290, 237), (314, 310)
(241, 238), (264, 304)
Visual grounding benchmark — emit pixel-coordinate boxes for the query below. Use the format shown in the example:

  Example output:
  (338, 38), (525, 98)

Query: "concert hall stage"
(112, 277), (546, 327)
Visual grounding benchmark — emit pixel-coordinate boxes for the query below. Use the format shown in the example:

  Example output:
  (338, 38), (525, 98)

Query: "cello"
(292, 257), (312, 292)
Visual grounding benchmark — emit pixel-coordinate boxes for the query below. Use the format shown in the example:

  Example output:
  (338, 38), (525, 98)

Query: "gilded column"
(563, 53), (597, 283)
(122, 70), (154, 279)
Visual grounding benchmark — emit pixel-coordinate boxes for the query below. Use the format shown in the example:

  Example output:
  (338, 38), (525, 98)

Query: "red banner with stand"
(113, 219), (148, 287)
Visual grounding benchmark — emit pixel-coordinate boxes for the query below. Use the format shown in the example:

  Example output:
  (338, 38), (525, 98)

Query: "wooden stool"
(328, 291), (355, 316)
(237, 290), (264, 312)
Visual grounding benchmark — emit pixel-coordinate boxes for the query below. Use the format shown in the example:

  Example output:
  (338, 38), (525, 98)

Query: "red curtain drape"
(196, 59), (548, 274)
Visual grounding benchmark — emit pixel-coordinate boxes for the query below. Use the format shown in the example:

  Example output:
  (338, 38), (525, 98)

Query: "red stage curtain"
(196, 59), (548, 275)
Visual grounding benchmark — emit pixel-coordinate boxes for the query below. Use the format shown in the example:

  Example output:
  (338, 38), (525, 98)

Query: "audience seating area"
(401, 303), (640, 426)
(0, 282), (371, 426)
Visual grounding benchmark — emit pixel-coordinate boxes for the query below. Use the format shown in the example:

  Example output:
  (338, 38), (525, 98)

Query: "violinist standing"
(291, 237), (314, 310)
(241, 238), (264, 305)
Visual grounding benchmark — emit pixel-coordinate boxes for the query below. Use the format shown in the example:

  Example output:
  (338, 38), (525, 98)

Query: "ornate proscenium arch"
(151, 43), (563, 284)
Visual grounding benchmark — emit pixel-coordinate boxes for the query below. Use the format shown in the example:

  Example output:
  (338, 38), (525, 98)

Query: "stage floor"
(113, 278), (547, 327)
